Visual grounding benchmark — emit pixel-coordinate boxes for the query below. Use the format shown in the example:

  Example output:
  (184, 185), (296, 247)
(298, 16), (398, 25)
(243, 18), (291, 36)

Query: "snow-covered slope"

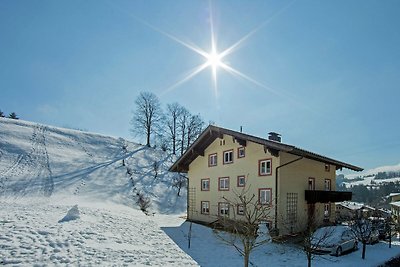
(0, 117), (185, 214)
(341, 163), (400, 187)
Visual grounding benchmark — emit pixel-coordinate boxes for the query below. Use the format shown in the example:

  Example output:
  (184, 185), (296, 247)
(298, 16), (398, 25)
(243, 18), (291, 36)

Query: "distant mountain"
(337, 163), (400, 188)
(0, 117), (186, 214)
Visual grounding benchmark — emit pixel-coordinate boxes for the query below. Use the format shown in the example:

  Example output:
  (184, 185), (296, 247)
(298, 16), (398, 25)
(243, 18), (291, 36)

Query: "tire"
(336, 246), (342, 257)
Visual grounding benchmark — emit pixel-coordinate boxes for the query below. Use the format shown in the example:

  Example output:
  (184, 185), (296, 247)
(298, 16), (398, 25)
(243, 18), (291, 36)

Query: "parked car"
(311, 226), (358, 256)
(367, 229), (380, 244)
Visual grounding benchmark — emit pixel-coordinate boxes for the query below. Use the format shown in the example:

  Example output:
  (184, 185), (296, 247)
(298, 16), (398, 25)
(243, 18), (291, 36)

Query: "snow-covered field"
(2, 198), (400, 267)
(1, 118), (400, 266)
(163, 219), (400, 267)
(0, 198), (197, 266)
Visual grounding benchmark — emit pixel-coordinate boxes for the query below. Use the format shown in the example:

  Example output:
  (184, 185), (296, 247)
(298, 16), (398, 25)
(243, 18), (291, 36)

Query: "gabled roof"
(169, 125), (363, 173)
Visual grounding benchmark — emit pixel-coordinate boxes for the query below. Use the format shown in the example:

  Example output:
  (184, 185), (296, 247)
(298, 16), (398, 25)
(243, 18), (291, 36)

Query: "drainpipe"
(274, 156), (303, 235)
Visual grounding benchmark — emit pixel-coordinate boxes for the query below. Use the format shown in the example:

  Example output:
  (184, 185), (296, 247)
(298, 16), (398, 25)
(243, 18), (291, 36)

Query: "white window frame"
(308, 178), (315, 190)
(201, 179), (210, 191)
(223, 150), (233, 164)
(219, 177), (230, 191)
(238, 147), (245, 158)
(237, 175), (246, 187)
(324, 179), (331, 191)
(219, 202), (230, 216)
(209, 153), (217, 167)
(259, 159), (272, 176)
(237, 204), (245, 215)
(201, 201), (210, 214)
(259, 188), (272, 205)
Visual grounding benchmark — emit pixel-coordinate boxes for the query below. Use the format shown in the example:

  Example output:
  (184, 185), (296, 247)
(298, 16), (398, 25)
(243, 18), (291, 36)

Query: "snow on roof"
(389, 192), (400, 197)
(390, 201), (400, 208)
(336, 201), (365, 210)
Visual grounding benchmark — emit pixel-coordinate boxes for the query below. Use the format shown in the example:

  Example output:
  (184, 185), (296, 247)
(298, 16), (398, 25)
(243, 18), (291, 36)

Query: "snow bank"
(58, 204), (80, 223)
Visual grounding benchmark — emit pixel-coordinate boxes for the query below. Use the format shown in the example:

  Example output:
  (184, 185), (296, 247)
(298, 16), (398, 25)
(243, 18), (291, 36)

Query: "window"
(237, 204), (245, 215)
(223, 150), (233, 164)
(325, 164), (330, 172)
(324, 179), (331, 191)
(208, 153), (217, 167)
(219, 177), (229, 191)
(259, 188), (272, 205)
(219, 202), (230, 216)
(324, 203), (331, 217)
(201, 201), (210, 214)
(308, 178), (315, 190)
(237, 175), (246, 187)
(259, 159), (272, 176)
(201, 178), (210, 191)
(237, 147), (245, 158)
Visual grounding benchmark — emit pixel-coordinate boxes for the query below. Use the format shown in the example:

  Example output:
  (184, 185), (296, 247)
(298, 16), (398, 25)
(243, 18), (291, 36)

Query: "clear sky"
(1, 0), (399, 173)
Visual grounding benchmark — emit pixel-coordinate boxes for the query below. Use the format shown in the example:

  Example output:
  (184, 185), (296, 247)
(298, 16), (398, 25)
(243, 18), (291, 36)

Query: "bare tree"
(165, 103), (184, 155)
(131, 92), (163, 147)
(299, 206), (335, 267)
(214, 188), (272, 267)
(350, 211), (372, 259)
(172, 173), (187, 196)
(136, 191), (151, 214)
(153, 161), (160, 180)
(186, 113), (205, 149)
(177, 107), (190, 156)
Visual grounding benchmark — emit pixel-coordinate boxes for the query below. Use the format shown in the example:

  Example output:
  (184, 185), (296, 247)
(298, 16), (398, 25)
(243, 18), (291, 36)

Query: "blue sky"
(1, 0), (399, 172)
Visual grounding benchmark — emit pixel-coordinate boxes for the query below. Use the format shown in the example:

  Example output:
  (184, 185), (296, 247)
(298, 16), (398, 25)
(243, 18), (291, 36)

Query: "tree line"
(338, 181), (400, 207)
(130, 91), (205, 156)
(0, 110), (19, 119)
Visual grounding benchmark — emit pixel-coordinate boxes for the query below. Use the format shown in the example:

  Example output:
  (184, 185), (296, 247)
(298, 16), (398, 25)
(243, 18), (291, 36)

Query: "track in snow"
(0, 125), (53, 196)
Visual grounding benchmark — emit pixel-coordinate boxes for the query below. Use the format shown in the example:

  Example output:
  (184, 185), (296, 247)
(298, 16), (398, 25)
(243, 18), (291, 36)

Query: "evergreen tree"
(0, 110), (4, 117)
(8, 112), (18, 120)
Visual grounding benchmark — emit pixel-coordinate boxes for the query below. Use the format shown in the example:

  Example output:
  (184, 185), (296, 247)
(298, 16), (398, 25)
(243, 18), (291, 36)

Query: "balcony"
(305, 190), (352, 203)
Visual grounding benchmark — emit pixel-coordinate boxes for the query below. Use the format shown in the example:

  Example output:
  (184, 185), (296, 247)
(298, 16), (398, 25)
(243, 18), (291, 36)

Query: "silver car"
(311, 225), (358, 256)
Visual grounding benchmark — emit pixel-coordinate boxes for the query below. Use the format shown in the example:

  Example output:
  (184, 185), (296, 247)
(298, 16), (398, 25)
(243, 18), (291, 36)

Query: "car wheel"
(336, 246), (342, 257)
(353, 241), (358, 251)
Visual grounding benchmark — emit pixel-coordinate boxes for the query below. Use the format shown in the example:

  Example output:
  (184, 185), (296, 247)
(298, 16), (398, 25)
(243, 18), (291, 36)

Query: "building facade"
(169, 126), (362, 236)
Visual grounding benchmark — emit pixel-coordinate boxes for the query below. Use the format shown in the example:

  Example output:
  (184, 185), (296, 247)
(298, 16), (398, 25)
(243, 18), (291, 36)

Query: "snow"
(161, 220), (400, 267)
(0, 117), (185, 214)
(343, 163), (400, 187)
(58, 204), (80, 223)
(1, 117), (400, 266)
(0, 199), (197, 266)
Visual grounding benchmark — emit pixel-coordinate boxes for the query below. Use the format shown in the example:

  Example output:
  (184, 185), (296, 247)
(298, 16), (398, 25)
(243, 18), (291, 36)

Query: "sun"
(206, 49), (223, 69)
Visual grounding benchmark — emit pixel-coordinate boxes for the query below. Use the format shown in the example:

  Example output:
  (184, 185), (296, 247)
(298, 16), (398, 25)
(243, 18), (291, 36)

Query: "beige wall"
(188, 134), (279, 224)
(279, 152), (336, 235)
(187, 134), (337, 235)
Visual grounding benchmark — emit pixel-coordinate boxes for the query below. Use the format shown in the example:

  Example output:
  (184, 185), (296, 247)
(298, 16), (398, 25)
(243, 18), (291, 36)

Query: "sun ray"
(219, 0), (297, 59)
(160, 62), (210, 96)
(220, 62), (315, 112)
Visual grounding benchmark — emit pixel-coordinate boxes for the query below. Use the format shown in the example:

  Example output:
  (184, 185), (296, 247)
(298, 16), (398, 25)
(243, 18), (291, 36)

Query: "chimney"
(268, 132), (281, 142)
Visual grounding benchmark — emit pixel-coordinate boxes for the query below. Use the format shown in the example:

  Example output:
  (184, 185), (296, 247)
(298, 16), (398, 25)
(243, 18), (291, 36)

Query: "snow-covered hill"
(0, 117), (185, 214)
(340, 163), (400, 187)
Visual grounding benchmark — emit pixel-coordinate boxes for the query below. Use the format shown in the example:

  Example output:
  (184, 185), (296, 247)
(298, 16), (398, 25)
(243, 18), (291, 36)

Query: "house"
(169, 125), (363, 236)
(335, 201), (376, 221)
(388, 193), (400, 224)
